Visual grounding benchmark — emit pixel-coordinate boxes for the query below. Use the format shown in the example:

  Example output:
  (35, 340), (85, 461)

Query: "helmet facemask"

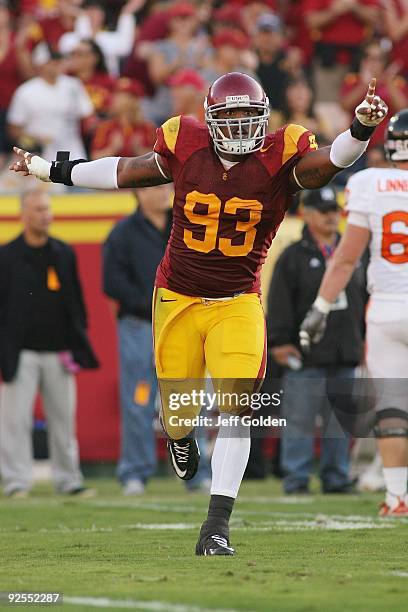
(384, 110), (408, 162)
(385, 138), (408, 162)
(205, 94), (270, 156)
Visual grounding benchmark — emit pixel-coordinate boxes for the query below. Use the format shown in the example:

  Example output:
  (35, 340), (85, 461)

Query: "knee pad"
(374, 408), (408, 438)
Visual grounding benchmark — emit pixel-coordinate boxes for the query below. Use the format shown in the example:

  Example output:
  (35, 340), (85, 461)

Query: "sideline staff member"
(0, 189), (98, 497)
(267, 187), (367, 494)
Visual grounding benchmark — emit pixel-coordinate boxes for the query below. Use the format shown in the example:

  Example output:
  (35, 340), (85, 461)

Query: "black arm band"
(49, 159), (87, 186)
(350, 117), (376, 142)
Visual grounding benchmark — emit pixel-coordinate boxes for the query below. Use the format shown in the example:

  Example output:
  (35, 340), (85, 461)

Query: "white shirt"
(346, 167), (408, 295)
(7, 75), (93, 161)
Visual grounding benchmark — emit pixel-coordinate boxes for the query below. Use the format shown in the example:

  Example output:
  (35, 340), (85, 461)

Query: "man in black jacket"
(267, 187), (367, 494)
(0, 188), (98, 497)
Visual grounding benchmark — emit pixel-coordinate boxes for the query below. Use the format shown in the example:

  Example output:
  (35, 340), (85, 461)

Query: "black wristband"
(350, 117), (376, 141)
(49, 159), (86, 185)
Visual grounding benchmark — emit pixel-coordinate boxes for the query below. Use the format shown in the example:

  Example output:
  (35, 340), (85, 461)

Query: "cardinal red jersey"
(153, 115), (317, 298)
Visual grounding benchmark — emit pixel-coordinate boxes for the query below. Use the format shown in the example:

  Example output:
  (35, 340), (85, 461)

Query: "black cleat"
(167, 436), (200, 481)
(195, 533), (235, 556)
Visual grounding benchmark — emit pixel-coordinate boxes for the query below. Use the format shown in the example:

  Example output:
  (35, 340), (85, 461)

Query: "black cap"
(301, 187), (340, 211)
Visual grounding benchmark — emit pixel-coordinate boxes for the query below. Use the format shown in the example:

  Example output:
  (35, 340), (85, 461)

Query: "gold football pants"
(153, 288), (266, 439)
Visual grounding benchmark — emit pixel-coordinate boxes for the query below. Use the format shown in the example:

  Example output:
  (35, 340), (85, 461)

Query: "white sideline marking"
(239, 519), (395, 531)
(89, 501), (385, 521)
(240, 496), (314, 504)
(39, 524), (113, 534)
(389, 571), (408, 578)
(5, 514), (400, 536)
(90, 501), (200, 513)
(122, 523), (197, 530)
(64, 596), (239, 612)
(3, 511), (400, 536)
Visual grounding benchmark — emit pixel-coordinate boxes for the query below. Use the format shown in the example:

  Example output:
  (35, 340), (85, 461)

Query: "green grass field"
(1, 477), (407, 612)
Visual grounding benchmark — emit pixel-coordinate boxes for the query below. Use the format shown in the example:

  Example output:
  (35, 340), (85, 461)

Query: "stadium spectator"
(146, 2), (207, 124)
(304, 0), (380, 101)
(7, 42), (93, 162)
(168, 68), (207, 119)
(91, 77), (155, 159)
(284, 0), (315, 69)
(0, 4), (33, 166)
(238, 0), (279, 37)
(103, 186), (210, 494)
(270, 77), (333, 141)
(59, 0), (140, 76)
(340, 41), (408, 147)
(67, 39), (116, 117)
(267, 187), (367, 494)
(0, 188), (99, 498)
(120, 0), (171, 101)
(133, 3), (170, 43)
(202, 29), (255, 85)
(37, 0), (82, 52)
(253, 13), (302, 113)
(382, 0), (408, 78)
(211, 4), (246, 36)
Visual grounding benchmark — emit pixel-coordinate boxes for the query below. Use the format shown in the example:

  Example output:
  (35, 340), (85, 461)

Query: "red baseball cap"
(114, 78), (145, 98)
(212, 30), (249, 50)
(168, 2), (196, 19)
(168, 69), (206, 91)
(212, 6), (244, 30)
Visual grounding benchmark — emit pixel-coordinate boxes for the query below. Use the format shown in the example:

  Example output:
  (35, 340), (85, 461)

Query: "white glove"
(26, 154), (51, 182)
(9, 147), (51, 182)
(355, 78), (388, 127)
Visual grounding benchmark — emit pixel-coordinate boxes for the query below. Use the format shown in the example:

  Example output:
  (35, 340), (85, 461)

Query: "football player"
(300, 109), (408, 517)
(10, 72), (388, 554)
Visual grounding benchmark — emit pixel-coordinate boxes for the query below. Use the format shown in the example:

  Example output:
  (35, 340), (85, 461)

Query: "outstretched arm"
(299, 223), (370, 351)
(289, 78), (388, 191)
(317, 223), (371, 303)
(117, 153), (172, 187)
(9, 149), (172, 188)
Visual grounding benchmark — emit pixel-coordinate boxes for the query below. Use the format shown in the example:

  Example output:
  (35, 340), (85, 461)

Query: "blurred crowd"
(2, 0), (404, 496)
(1, 0), (408, 191)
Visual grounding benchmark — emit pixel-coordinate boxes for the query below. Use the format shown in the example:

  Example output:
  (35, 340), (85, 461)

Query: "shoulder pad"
(281, 124), (318, 165)
(154, 115), (208, 163)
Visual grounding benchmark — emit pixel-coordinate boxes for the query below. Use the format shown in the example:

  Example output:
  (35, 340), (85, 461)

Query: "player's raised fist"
(9, 147), (51, 182)
(355, 78), (388, 127)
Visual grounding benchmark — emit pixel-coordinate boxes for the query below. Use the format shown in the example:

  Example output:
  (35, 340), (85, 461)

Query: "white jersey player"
(300, 109), (408, 517)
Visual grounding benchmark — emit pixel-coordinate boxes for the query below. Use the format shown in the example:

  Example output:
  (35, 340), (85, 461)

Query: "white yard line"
(90, 501), (200, 513)
(389, 571), (408, 578)
(5, 510), (401, 535)
(238, 519), (395, 531)
(121, 523), (197, 530)
(88, 501), (391, 522)
(64, 596), (240, 612)
(239, 496), (314, 504)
